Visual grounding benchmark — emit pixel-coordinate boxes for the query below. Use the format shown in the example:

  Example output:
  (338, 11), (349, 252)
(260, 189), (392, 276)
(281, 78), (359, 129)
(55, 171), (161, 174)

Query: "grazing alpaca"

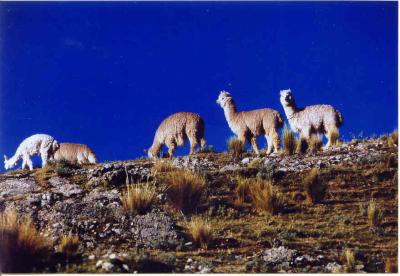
(4, 134), (59, 170)
(54, 143), (97, 164)
(216, 90), (284, 155)
(148, 112), (206, 159)
(280, 89), (343, 148)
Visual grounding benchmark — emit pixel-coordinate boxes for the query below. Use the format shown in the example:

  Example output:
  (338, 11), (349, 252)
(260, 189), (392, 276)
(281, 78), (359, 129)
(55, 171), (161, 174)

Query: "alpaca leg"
(166, 140), (177, 158)
(21, 157), (27, 170)
(270, 130), (281, 153)
(26, 158), (33, 170)
(40, 149), (49, 168)
(250, 137), (260, 155)
(188, 136), (198, 155)
(265, 135), (273, 155)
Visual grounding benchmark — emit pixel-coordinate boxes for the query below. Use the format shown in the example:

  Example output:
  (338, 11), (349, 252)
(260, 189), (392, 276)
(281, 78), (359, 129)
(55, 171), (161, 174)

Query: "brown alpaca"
(216, 91), (284, 155)
(54, 143), (97, 164)
(148, 112), (206, 159)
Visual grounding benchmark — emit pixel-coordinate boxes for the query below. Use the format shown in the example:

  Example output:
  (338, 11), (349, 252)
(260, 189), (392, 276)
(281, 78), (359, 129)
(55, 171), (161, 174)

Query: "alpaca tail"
(87, 152), (97, 164)
(336, 110), (344, 128)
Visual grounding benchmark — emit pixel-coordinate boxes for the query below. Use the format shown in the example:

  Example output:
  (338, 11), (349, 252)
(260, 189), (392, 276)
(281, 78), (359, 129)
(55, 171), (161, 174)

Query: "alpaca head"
(4, 155), (16, 170)
(280, 89), (294, 107)
(216, 90), (233, 108)
(147, 146), (161, 159)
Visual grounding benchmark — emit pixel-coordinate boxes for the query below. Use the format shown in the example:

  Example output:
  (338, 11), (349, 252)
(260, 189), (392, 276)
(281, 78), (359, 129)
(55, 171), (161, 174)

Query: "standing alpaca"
(4, 134), (59, 170)
(54, 143), (97, 164)
(147, 112), (206, 159)
(216, 90), (284, 155)
(279, 89), (343, 148)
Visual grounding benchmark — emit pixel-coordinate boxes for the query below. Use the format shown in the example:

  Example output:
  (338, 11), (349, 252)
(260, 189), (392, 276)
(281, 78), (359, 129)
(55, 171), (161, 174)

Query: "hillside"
(0, 136), (397, 273)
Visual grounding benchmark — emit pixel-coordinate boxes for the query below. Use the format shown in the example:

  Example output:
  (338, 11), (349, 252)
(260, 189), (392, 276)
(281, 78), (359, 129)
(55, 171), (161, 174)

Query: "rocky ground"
(0, 137), (397, 273)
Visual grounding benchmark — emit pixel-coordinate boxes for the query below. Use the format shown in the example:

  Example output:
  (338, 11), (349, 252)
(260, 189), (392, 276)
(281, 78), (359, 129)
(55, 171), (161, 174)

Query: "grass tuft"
(367, 199), (383, 227)
(58, 234), (80, 258)
(151, 160), (177, 175)
(384, 258), (398, 273)
(227, 137), (245, 159)
(0, 210), (50, 272)
(186, 217), (213, 249)
(163, 170), (205, 214)
(388, 129), (398, 147)
(344, 248), (356, 273)
(235, 177), (252, 205)
(121, 183), (156, 215)
(304, 169), (326, 204)
(282, 126), (296, 155)
(249, 178), (283, 215)
(296, 138), (308, 154)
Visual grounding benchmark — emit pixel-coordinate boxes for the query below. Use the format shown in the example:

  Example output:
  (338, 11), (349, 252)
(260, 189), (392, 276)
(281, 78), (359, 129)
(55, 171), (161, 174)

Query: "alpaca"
(54, 143), (97, 164)
(148, 112), (206, 159)
(216, 90), (284, 155)
(4, 134), (59, 170)
(279, 89), (343, 148)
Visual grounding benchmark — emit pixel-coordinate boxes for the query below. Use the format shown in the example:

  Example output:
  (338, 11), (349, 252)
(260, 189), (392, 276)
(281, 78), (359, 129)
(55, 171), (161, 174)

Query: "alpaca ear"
(3, 155), (7, 161)
(143, 149), (148, 154)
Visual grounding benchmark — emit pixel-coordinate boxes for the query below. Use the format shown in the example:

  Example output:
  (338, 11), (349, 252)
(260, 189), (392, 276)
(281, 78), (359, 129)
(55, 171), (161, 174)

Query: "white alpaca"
(148, 112), (206, 159)
(54, 143), (97, 164)
(4, 134), (59, 170)
(280, 89), (343, 148)
(216, 91), (284, 155)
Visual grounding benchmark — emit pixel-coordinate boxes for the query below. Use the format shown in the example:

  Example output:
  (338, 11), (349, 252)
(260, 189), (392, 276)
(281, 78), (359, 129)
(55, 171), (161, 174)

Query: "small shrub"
(388, 129), (398, 147)
(384, 258), (398, 273)
(256, 162), (277, 180)
(58, 234), (80, 258)
(367, 199), (383, 227)
(304, 169), (326, 204)
(227, 137), (245, 159)
(235, 177), (252, 205)
(296, 138), (308, 154)
(250, 179), (283, 215)
(164, 170), (205, 214)
(344, 248), (356, 273)
(121, 183), (156, 215)
(186, 217), (213, 249)
(34, 166), (56, 188)
(282, 127), (296, 155)
(308, 136), (323, 154)
(0, 210), (50, 272)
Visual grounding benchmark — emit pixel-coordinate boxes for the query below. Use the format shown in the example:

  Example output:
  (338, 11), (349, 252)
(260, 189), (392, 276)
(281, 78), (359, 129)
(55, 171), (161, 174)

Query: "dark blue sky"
(0, 1), (397, 166)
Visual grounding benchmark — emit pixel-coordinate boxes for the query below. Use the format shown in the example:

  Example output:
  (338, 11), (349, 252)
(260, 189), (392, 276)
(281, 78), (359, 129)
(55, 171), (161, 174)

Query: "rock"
(130, 210), (184, 249)
(49, 177), (84, 197)
(241, 157), (250, 164)
(0, 178), (39, 197)
(101, 261), (114, 271)
(263, 246), (299, 265)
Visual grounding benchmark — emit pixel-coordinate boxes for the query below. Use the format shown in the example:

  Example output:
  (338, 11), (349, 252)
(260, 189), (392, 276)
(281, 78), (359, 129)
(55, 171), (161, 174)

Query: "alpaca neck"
(282, 101), (298, 120)
(150, 140), (163, 156)
(6, 152), (22, 167)
(222, 101), (238, 126)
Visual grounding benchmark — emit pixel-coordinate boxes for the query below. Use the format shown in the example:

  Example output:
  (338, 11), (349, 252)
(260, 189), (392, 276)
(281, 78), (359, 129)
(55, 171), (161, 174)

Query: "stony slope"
(0, 137), (397, 273)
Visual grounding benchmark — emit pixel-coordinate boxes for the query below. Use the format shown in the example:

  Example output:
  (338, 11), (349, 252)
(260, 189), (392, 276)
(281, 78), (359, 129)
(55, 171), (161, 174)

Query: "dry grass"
(227, 137), (245, 159)
(248, 158), (263, 169)
(384, 258), (398, 273)
(0, 210), (50, 272)
(186, 217), (213, 249)
(151, 160), (177, 175)
(282, 126), (296, 155)
(58, 234), (80, 258)
(304, 169), (326, 204)
(344, 248), (356, 272)
(308, 135), (323, 154)
(367, 199), (383, 227)
(164, 170), (206, 214)
(121, 183), (156, 215)
(388, 129), (398, 147)
(235, 177), (252, 205)
(249, 179), (283, 215)
(34, 166), (56, 188)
